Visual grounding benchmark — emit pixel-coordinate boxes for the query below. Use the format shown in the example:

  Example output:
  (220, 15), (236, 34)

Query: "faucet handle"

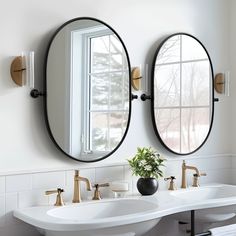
(193, 172), (207, 177)
(192, 172), (206, 187)
(164, 176), (177, 190)
(164, 176), (176, 181)
(92, 183), (109, 200)
(45, 188), (65, 206)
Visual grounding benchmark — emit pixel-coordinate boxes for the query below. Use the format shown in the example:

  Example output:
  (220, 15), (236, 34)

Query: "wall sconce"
(10, 52), (44, 98)
(214, 72), (230, 96)
(131, 67), (142, 90)
(10, 52), (34, 87)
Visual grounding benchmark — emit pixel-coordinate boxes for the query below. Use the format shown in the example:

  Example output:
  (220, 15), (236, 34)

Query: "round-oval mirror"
(151, 33), (214, 155)
(45, 17), (131, 162)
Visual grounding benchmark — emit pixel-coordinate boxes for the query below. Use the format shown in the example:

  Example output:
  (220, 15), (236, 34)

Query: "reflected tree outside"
(154, 35), (212, 154)
(88, 34), (129, 153)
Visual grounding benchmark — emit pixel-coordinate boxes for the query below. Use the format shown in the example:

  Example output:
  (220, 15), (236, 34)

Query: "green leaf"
(127, 147), (165, 178)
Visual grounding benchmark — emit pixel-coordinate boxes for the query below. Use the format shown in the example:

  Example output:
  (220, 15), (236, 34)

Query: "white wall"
(229, 0), (236, 182)
(230, 0), (236, 154)
(0, 0), (231, 173)
(0, 0), (234, 235)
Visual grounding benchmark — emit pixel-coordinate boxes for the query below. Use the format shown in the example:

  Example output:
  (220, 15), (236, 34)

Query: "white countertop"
(14, 183), (236, 232)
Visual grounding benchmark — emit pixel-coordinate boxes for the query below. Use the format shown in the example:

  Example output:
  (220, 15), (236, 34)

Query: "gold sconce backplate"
(131, 67), (142, 90)
(10, 56), (25, 86)
(214, 73), (224, 94)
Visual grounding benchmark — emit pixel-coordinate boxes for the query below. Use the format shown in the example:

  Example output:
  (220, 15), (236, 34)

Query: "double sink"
(14, 184), (236, 236)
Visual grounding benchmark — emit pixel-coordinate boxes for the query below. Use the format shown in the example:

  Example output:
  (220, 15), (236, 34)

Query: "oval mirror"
(151, 33), (214, 155)
(45, 17), (131, 162)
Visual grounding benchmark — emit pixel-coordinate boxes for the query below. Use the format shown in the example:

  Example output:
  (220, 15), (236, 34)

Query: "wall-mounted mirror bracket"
(141, 94), (151, 101)
(131, 94), (138, 100)
(30, 89), (45, 98)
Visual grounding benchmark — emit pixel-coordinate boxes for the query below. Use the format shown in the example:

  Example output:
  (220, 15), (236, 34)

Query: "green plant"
(128, 147), (165, 179)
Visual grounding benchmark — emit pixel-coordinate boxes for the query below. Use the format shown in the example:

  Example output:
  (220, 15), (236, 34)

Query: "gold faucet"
(181, 160), (200, 188)
(72, 170), (92, 203)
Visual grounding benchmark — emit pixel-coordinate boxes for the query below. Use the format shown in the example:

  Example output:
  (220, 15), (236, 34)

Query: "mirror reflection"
(46, 18), (131, 162)
(152, 33), (213, 154)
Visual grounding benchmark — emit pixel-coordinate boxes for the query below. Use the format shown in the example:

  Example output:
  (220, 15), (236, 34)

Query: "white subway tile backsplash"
(5, 193), (18, 226)
(65, 171), (74, 187)
(0, 177), (5, 194)
(200, 168), (231, 185)
(81, 169), (96, 183)
(18, 190), (48, 208)
(124, 166), (133, 194)
(6, 175), (32, 193)
(132, 175), (140, 195)
(32, 171), (65, 190)
(95, 166), (124, 183)
(6, 193), (17, 213)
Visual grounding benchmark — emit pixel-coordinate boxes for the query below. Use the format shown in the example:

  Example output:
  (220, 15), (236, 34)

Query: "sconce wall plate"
(10, 56), (25, 86)
(214, 73), (224, 94)
(131, 67), (142, 90)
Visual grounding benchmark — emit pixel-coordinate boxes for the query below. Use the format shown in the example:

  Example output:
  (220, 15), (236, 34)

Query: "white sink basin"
(14, 198), (161, 236)
(47, 198), (156, 221)
(170, 184), (236, 225)
(170, 185), (236, 201)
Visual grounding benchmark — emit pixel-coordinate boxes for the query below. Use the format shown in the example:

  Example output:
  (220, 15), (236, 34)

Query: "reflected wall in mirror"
(45, 17), (131, 162)
(151, 33), (214, 155)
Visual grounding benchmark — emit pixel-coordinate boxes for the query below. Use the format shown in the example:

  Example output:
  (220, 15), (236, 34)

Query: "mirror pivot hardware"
(141, 94), (152, 101)
(30, 89), (45, 98)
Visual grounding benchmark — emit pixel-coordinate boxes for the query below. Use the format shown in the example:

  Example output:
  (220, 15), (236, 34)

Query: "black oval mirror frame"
(151, 33), (215, 155)
(44, 17), (132, 162)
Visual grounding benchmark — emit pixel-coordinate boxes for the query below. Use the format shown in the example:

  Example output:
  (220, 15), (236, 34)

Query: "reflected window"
(154, 35), (212, 154)
(70, 26), (129, 157)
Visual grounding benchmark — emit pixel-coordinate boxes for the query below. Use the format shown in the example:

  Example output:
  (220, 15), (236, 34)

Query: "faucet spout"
(72, 170), (92, 203)
(181, 160), (200, 188)
(78, 176), (92, 191)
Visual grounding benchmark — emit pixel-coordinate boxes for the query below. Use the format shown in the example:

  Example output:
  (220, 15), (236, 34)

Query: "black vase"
(137, 178), (158, 195)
